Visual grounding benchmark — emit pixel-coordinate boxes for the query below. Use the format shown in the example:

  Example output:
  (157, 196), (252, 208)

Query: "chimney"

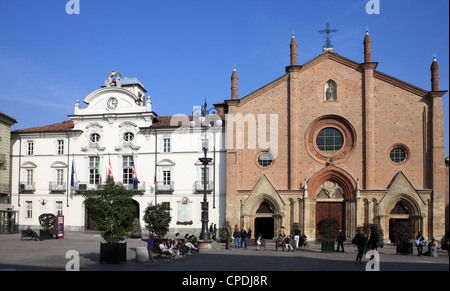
(231, 65), (238, 100)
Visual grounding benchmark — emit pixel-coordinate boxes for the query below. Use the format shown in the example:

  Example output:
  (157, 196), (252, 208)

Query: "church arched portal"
(253, 200), (279, 240)
(315, 180), (346, 238)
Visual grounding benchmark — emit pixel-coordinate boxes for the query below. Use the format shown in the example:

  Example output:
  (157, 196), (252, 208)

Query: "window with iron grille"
(316, 127), (343, 154)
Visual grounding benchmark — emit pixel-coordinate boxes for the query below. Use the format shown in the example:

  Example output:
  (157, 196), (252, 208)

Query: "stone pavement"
(0, 231), (448, 271)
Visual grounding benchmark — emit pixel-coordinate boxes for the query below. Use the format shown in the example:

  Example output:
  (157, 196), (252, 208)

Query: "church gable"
(238, 74), (289, 107)
(241, 174), (285, 216)
(379, 171), (426, 210)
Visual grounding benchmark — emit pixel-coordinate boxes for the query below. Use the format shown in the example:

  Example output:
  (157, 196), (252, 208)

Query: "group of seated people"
(158, 233), (200, 258)
(275, 226), (308, 251)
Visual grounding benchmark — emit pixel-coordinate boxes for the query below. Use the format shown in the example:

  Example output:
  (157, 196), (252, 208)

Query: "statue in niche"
(325, 80), (337, 101)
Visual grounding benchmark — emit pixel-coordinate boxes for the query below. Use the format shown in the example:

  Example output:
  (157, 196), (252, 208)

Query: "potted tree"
(38, 213), (56, 239)
(83, 180), (135, 264)
(316, 218), (340, 252)
(392, 221), (415, 255)
(143, 203), (171, 238)
(143, 203), (171, 248)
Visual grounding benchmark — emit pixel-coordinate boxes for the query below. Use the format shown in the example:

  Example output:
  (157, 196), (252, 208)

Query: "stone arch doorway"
(307, 165), (357, 239)
(387, 199), (420, 243)
(254, 201), (275, 239)
(315, 180), (346, 237)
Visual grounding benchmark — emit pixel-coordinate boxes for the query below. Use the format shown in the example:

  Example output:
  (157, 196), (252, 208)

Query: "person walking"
(336, 229), (346, 252)
(355, 228), (366, 265)
(367, 227), (378, 260)
(209, 223), (214, 238)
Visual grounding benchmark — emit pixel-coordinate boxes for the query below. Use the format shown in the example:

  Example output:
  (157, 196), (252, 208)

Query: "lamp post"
(190, 100), (222, 241)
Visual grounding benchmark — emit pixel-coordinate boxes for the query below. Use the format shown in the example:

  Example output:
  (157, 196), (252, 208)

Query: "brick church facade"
(217, 31), (447, 241)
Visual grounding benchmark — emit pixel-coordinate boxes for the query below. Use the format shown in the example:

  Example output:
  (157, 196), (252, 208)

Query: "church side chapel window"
(390, 146), (407, 164)
(258, 152), (273, 167)
(324, 80), (337, 101)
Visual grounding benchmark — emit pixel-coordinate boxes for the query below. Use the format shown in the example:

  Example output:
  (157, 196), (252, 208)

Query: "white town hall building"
(10, 72), (226, 236)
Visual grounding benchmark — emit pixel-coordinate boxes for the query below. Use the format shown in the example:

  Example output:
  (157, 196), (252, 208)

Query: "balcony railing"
(121, 182), (146, 193)
(49, 182), (67, 193)
(20, 182), (36, 193)
(74, 182), (97, 193)
(74, 181), (146, 194)
(156, 181), (174, 193)
(194, 181), (214, 193)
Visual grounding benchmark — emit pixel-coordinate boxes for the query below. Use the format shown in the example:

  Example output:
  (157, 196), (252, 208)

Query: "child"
(256, 234), (262, 251)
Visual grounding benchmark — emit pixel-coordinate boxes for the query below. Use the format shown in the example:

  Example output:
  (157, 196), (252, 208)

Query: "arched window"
(324, 80), (337, 101)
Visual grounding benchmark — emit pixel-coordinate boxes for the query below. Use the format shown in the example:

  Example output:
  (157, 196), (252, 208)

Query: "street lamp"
(190, 100), (222, 241)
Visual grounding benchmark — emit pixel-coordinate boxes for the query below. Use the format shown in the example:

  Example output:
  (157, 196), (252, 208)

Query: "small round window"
(390, 146), (407, 164)
(258, 152), (273, 167)
(90, 133), (101, 143)
(316, 127), (344, 154)
(123, 132), (134, 142)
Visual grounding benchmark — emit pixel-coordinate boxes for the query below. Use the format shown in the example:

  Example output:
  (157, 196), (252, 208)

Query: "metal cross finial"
(319, 23), (338, 49)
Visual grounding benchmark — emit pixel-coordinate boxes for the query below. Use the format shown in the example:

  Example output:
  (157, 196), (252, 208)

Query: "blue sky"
(0, 0), (448, 156)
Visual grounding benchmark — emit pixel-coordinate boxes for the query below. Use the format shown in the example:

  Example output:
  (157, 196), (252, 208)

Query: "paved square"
(0, 231), (448, 271)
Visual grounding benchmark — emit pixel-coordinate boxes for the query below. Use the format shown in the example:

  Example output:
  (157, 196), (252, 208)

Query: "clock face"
(107, 97), (118, 110)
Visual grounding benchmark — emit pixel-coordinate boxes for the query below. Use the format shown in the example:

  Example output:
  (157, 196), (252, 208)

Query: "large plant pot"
(100, 242), (127, 264)
(39, 229), (52, 240)
(321, 240), (335, 252)
(396, 242), (413, 255)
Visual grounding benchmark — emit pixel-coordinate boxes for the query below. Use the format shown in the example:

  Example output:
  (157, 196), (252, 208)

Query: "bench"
(247, 238), (266, 247)
(20, 230), (34, 240)
(154, 247), (173, 259)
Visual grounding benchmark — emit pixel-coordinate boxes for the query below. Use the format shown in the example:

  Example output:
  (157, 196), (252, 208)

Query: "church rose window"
(305, 115), (357, 164)
(258, 152), (273, 167)
(316, 127), (344, 154)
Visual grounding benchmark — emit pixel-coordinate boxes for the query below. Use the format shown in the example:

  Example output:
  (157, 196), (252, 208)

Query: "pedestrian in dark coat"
(355, 229), (366, 264)
(336, 229), (346, 252)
